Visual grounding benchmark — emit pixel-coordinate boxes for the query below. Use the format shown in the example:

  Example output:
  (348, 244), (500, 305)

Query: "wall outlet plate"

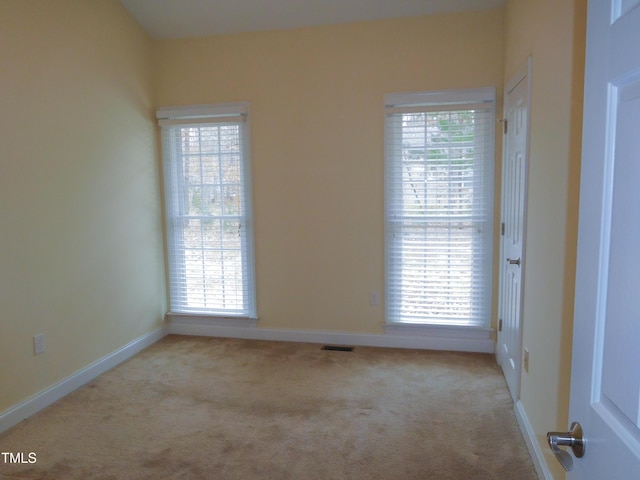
(369, 292), (380, 306)
(33, 334), (45, 355)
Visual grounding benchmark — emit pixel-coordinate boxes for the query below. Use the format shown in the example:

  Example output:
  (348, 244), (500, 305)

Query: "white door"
(558, 1), (640, 477)
(498, 59), (530, 401)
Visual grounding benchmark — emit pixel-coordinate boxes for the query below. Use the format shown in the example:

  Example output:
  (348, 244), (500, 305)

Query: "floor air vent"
(321, 345), (354, 352)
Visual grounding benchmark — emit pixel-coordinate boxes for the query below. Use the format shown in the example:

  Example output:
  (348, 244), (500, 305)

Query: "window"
(384, 89), (495, 327)
(157, 103), (256, 317)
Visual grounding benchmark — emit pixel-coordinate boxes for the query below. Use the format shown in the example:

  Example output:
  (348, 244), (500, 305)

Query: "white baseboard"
(168, 316), (495, 353)
(0, 326), (168, 434)
(515, 399), (554, 480)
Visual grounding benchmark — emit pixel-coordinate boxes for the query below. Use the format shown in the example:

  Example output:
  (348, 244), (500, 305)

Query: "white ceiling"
(120, 0), (505, 39)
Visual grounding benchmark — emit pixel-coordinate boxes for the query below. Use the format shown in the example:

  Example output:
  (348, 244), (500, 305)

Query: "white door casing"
(565, 0), (640, 477)
(498, 58), (530, 402)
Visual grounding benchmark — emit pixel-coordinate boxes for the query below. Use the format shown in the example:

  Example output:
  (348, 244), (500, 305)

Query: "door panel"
(618, 0), (640, 18)
(601, 80), (640, 426)
(566, 1), (640, 477)
(498, 60), (530, 401)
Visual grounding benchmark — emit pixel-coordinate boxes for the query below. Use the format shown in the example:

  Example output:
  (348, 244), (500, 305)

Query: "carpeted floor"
(0, 335), (538, 479)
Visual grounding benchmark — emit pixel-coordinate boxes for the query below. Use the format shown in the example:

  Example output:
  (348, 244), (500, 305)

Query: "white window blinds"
(158, 103), (257, 317)
(384, 89), (495, 327)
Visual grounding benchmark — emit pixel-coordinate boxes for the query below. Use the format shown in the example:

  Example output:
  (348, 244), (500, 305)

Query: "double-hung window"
(384, 89), (495, 328)
(158, 103), (257, 317)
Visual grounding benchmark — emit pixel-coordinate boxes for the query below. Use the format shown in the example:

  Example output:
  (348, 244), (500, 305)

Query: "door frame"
(497, 56), (531, 401)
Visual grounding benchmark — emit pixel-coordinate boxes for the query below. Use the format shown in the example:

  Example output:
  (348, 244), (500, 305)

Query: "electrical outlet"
(369, 292), (380, 306)
(33, 334), (45, 355)
(523, 347), (529, 373)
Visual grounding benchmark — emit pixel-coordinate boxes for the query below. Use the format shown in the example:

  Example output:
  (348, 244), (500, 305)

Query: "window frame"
(384, 88), (495, 329)
(157, 103), (257, 318)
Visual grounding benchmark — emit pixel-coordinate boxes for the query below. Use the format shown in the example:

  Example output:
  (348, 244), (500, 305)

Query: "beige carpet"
(0, 335), (537, 479)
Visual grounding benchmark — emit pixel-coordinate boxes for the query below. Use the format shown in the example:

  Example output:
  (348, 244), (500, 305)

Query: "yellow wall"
(503, 0), (586, 478)
(0, 0), (166, 412)
(154, 10), (505, 334)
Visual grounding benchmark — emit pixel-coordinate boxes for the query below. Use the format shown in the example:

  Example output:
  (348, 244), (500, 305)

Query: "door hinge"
(499, 318), (503, 332)
(500, 118), (508, 134)
(501, 222), (505, 236)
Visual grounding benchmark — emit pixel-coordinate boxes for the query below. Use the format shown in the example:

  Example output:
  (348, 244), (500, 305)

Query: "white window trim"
(383, 322), (493, 339)
(384, 88), (496, 330)
(156, 102), (249, 122)
(158, 102), (257, 319)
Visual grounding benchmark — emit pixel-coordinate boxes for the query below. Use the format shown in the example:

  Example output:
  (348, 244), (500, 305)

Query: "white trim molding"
(167, 312), (259, 325)
(169, 316), (495, 353)
(0, 326), (168, 434)
(515, 399), (553, 480)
